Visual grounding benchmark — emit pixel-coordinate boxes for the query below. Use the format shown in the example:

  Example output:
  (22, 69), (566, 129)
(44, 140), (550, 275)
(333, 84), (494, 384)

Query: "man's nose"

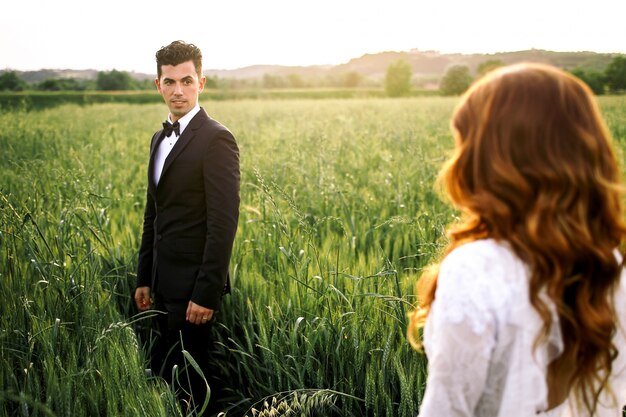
(174, 82), (183, 95)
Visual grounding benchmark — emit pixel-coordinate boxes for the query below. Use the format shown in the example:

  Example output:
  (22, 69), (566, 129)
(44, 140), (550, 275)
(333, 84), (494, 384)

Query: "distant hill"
(205, 49), (622, 81)
(329, 49), (621, 80)
(4, 49), (623, 84)
(7, 69), (97, 84)
(205, 64), (333, 80)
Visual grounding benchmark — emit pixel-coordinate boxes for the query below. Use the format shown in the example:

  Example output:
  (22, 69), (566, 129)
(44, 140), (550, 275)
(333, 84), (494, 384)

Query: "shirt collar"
(167, 104), (201, 136)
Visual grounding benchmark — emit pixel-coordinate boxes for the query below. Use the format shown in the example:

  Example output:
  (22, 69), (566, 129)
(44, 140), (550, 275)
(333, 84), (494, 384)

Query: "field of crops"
(1, 96), (625, 417)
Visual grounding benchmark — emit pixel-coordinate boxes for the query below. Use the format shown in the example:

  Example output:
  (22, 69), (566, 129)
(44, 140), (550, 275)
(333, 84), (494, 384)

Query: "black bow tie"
(162, 120), (180, 137)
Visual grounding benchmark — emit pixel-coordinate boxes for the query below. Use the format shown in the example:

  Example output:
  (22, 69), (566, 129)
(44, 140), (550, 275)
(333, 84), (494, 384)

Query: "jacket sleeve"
(191, 129), (240, 310)
(136, 188), (156, 288)
(136, 133), (160, 288)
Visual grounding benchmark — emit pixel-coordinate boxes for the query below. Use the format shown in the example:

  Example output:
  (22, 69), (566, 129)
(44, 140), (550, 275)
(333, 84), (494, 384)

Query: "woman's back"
(409, 63), (626, 416)
(420, 239), (626, 416)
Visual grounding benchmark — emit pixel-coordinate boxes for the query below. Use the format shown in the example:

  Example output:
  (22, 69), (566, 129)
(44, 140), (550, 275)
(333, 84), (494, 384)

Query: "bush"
(0, 71), (28, 92)
(605, 56), (626, 93)
(440, 66), (472, 96)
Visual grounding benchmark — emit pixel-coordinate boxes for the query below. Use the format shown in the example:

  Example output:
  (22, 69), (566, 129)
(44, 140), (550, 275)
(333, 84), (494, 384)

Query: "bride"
(408, 63), (626, 416)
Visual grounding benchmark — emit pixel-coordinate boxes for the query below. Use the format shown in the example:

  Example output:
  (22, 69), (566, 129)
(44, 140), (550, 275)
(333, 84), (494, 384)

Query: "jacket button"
(157, 234), (162, 240)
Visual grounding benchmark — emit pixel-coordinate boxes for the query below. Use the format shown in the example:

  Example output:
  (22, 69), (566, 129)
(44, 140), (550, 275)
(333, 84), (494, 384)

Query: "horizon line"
(3, 47), (625, 75)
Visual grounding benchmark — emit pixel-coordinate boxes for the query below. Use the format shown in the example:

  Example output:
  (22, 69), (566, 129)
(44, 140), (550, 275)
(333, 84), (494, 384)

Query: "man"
(134, 40), (239, 414)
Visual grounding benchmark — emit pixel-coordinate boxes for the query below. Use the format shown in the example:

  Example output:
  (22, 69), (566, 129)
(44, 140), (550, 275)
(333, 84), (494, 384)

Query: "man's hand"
(134, 286), (152, 311)
(186, 301), (214, 325)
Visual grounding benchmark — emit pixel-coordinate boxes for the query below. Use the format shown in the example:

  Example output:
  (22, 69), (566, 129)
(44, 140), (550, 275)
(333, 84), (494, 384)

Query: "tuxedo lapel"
(159, 109), (208, 185)
(147, 131), (163, 194)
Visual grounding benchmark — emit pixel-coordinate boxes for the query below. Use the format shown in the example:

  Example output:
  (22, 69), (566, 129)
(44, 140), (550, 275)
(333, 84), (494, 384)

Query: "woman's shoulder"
(436, 239), (529, 313)
(441, 238), (526, 279)
(426, 239), (531, 342)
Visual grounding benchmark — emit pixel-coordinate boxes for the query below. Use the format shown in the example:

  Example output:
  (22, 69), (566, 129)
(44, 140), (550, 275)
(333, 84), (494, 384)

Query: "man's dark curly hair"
(155, 40), (203, 78)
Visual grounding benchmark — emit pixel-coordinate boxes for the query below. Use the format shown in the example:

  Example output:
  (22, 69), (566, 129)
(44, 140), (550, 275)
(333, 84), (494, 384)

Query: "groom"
(134, 40), (240, 414)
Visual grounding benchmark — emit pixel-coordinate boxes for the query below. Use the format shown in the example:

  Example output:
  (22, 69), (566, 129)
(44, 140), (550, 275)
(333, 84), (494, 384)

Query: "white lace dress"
(419, 239), (626, 417)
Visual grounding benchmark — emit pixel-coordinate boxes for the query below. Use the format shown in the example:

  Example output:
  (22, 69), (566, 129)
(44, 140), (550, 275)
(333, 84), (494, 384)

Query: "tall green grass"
(1, 96), (625, 416)
(211, 99), (455, 416)
(0, 105), (179, 416)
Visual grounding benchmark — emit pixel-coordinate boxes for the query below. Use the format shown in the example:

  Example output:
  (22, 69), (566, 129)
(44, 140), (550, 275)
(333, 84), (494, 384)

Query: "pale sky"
(1, 0), (624, 74)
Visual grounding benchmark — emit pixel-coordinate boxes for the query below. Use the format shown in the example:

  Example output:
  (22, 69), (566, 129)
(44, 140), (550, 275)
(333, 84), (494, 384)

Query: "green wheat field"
(2, 96), (625, 416)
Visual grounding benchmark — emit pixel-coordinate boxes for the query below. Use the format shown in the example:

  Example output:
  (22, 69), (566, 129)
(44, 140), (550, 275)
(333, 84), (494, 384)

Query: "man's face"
(155, 60), (206, 122)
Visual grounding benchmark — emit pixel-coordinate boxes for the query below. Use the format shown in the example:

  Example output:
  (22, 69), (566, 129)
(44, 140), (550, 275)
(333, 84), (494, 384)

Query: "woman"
(408, 63), (626, 416)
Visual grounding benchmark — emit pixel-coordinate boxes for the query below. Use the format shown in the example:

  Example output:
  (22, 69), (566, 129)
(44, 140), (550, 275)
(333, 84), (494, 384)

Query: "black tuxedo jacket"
(136, 108), (240, 311)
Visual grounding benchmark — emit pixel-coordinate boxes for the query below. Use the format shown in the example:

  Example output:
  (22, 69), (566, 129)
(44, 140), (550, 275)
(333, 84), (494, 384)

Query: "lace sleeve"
(419, 244), (500, 416)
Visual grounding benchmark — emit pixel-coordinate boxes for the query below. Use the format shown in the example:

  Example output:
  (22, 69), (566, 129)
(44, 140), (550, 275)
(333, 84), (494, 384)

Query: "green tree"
(476, 59), (504, 77)
(604, 55), (626, 93)
(96, 69), (136, 90)
(385, 59), (412, 97)
(570, 68), (605, 95)
(0, 71), (28, 91)
(132, 78), (157, 90)
(440, 65), (472, 96)
(204, 76), (218, 89)
(37, 78), (88, 91)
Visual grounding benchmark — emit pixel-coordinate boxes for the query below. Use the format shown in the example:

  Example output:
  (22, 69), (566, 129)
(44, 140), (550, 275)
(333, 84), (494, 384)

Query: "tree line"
(0, 70), (381, 92)
(0, 69), (164, 92)
(440, 56), (626, 96)
(384, 56), (626, 97)
(2, 56), (625, 96)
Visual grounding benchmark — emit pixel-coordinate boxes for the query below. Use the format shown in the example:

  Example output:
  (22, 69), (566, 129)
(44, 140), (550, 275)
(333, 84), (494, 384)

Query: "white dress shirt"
(420, 239), (626, 417)
(153, 104), (201, 185)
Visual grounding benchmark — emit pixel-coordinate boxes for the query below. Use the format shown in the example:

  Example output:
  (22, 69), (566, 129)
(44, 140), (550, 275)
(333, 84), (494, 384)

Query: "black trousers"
(150, 297), (219, 416)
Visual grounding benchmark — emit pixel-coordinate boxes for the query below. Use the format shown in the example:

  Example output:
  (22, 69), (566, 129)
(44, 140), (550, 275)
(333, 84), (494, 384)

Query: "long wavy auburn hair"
(407, 63), (626, 413)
